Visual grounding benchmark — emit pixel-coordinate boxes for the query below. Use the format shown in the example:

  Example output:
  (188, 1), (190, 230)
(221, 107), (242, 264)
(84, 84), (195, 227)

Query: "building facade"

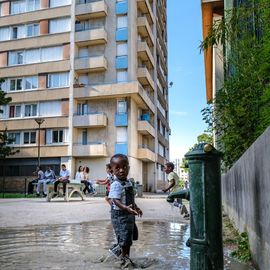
(0, 0), (169, 192)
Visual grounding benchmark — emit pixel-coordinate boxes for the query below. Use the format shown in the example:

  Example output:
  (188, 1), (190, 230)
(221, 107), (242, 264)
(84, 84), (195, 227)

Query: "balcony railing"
(73, 113), (107, 128)
(73, 142), (107, 157)
(74, 55), (107, 73)
(75, 0), (108, 20)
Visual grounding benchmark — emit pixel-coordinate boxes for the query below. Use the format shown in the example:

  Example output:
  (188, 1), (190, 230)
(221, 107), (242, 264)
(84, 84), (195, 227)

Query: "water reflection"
(0, 220), (190, 270)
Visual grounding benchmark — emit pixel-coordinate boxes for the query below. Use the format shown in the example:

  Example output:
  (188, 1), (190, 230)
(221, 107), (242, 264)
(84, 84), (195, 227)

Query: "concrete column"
(40, 0), (49, 9)
(2, 2), (10, 16)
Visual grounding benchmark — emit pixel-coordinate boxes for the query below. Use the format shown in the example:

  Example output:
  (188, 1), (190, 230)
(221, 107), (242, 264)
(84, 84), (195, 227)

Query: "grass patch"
(0, 193), (36, 198)
(223, 214), (252, 263)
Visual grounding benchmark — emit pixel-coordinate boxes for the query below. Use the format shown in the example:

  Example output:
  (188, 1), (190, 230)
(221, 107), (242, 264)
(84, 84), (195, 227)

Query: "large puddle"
(0, 220), (190, 270)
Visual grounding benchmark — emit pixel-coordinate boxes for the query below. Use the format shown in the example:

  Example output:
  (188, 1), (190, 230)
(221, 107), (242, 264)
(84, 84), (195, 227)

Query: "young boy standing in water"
(108, 154), (143, 267)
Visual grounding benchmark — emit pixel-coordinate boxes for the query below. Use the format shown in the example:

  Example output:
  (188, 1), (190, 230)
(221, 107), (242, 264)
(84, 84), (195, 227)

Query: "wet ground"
(0, 198), (254, 269)
(0, 220), (190, 270)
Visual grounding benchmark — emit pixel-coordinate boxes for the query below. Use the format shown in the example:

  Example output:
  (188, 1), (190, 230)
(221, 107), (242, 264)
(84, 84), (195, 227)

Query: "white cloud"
(170, 110), (188, 116)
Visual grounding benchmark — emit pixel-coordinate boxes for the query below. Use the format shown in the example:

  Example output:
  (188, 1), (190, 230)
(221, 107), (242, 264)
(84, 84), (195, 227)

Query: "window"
(9, 51), (23, 65)
(12, 25), (25, 39)
(117, 43), (128, 56)
(27, 0), (40, 11)
(10, 0), (40, 14)
(117, 71), (128, 82)
(24, 104), (37, 117)
(23, 131), (36, 144)
(27, 24), (39, 37)
(117, 16), (128, 28)
(82, 130), (87, 145)
(41, 46), (63, 62)
(25, 76), (38, 90)
(50, 0), (71, 8)
(8, 133), (21, 145)
(117, 100), (127, 113)
(47, 72), (69, 88)
(49, 18), (71, 34)
(9, 46), (63, 66)
(11, 0), (26, 14)
(40, 101), (61, 116)
(77, 103), (88, 115)
(9, 105), (21, 118)
(0, 27), (10, 41)
(10, 78), (23, 91)
(116, 127), (127, 142)
(52, 129), (63, 143)
(25, 49), (39, 64)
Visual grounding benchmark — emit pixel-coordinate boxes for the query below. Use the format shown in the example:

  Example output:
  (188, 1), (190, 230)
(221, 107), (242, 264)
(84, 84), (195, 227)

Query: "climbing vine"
(201, 0), (270, 168)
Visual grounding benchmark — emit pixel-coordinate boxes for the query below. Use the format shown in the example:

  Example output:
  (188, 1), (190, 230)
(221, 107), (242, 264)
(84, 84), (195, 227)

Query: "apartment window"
(23, 131), (36, 144)
(24, 104), (37, 117)
(25, 49), (39, 64)
(116, 127), (128, 142)
(50, 0), (71, 8)
(10, 0), (40, 14)
(117, 43), (128, 56)
(52, 129), (63, 143)
(27, 24), (39, 37)
(9, 105), (21, 118)
(117, 16), (128, 29)
(77, 103), (88, 115)
(12, 25), (25, 39)
(49, 18), (71, 34)
(0, 27), (10, 41)
(47, 72), (69, 88)
(10, 78), (23, 91)
(41, 46), (63, 62)
(82, 130), (87, 145)
(8, 133), (21, 145)
(11, 0), (26, 14)
(117, 71), (128, 82)
(9, 51), (23, 65)
(25, 76), (38, 90)
(117, 100), (127, 113)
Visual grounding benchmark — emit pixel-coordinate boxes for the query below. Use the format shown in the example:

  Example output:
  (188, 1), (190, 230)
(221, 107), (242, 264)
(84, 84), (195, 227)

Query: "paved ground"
(0, 195), (253, 269)
(0, 195), (185, 228)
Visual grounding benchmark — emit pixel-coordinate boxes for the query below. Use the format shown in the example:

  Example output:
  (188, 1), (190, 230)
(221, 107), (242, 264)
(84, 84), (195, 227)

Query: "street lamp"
(35, 118), (45, 167)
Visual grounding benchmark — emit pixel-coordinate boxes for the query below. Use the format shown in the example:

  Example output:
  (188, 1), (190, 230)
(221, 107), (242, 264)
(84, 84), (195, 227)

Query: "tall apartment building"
(0, 0), (169, 192)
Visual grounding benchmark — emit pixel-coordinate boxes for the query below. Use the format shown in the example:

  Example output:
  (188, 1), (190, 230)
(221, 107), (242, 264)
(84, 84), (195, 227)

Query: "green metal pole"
(185, 143), (223, 270)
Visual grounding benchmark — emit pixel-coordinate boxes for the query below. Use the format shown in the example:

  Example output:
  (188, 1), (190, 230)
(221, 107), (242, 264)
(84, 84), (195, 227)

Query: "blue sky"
(168, 0), (207, 160)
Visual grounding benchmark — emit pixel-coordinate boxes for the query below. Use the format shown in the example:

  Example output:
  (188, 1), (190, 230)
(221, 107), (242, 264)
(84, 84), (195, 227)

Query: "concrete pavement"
(0, 196), (186, 228)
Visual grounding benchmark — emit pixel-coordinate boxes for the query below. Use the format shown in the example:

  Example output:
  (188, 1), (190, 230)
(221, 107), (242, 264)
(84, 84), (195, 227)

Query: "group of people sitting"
(28, 164), (98, 197)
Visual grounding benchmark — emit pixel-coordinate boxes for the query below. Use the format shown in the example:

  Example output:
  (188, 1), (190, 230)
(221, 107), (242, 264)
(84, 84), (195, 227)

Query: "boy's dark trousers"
(27, 179), (38, 194)
(54, 179), (70, 194)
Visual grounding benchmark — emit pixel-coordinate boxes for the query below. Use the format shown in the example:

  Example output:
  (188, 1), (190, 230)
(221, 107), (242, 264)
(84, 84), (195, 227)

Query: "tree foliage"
(0, 79), (19, 159)
(201, 0), (270, 168)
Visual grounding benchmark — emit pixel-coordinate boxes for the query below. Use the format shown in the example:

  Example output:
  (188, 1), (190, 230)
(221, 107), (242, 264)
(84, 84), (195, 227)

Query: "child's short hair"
(110, 154), (129, 164)
(165, 162), (174, 170)
(106, 163), (111, 169)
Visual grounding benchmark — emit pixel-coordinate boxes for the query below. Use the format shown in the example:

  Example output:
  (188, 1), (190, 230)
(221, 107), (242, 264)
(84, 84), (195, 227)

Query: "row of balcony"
(13, 143), (155, 161)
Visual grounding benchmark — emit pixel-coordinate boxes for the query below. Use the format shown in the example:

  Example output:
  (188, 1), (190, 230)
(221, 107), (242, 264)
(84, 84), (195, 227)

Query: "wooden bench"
(46, 181), (86, 202)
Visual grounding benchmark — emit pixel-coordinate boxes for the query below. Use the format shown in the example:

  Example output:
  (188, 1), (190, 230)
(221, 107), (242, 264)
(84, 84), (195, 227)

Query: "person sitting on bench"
(36, 166), (55, 197)
(28, 166), (44, 195)
(52, 164), (70, 198)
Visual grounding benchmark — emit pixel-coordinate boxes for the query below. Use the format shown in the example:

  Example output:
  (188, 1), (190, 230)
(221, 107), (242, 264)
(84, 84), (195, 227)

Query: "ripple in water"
(0, 220), (190, 270)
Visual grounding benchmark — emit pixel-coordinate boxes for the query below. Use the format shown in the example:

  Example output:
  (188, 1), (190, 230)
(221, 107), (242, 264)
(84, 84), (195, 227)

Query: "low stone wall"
(0, 176), (32, 193)
(222, 126), (270, 270)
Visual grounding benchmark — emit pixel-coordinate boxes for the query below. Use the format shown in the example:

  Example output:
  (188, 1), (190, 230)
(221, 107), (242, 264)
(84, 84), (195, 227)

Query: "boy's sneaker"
(120, 255), (135, 269)
(109, 244), (122, 258)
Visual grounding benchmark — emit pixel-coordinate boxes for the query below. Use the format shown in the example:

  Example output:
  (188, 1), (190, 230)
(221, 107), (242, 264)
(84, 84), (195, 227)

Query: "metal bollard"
(184, 143), (223, 270)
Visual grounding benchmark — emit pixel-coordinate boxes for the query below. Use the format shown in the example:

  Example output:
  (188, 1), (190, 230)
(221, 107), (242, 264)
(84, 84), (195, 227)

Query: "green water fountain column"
(167, 143), (223, 269)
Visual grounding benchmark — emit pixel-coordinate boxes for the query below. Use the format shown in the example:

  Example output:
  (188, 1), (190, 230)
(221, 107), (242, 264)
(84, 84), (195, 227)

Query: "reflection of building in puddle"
(0, 220), (190, 270)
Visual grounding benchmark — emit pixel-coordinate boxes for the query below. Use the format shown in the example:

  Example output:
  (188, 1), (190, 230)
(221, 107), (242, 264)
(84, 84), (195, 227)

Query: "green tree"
(201, 0), (270, 168)
(197, 133), (213, 144)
